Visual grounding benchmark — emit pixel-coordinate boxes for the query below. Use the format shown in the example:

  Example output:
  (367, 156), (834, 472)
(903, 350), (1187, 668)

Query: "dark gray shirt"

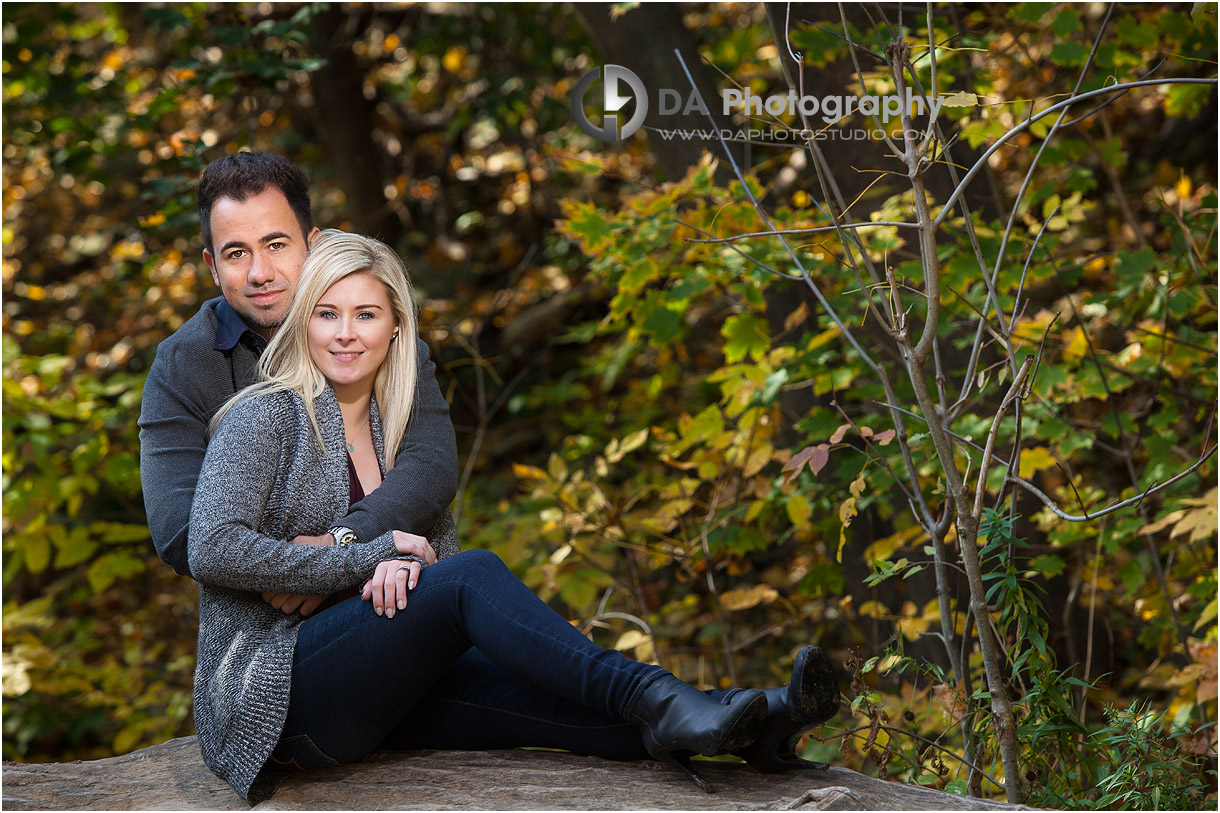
(138, 296), (458, 577)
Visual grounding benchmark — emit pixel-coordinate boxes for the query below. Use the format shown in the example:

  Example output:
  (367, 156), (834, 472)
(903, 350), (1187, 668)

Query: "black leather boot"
(628, 675), (768, 793)
(733, 645), (840, 772)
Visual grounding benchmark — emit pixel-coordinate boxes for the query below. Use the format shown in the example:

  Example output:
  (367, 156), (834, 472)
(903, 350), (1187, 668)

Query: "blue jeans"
(267, 549), (700, 771)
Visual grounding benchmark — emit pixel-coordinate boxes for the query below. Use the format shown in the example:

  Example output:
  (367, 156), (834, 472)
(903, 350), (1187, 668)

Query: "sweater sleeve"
(339, 338), (459, 544)
(187, 394), (396, 594)
(138, 337), (211, 578)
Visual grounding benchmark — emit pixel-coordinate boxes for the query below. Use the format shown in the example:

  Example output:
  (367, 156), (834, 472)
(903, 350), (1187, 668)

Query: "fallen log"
(3, 736), (1037, 810)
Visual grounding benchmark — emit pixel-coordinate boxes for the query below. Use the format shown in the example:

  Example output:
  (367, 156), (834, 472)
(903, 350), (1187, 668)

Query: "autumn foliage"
(3, 3), (1216, 808)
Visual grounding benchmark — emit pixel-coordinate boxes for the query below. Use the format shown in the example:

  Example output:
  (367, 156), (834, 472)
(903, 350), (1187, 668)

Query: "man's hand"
(263, 592), (328, 616)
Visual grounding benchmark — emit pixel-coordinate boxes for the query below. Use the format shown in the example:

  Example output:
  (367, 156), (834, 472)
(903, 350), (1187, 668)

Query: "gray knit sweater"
(140, 296), (458, 578)
(188, 385), (460, 803)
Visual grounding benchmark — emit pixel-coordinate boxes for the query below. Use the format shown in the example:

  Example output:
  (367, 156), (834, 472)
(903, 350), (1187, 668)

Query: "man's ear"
(306, 227), (321, 250)
(202, 249), (221, 287)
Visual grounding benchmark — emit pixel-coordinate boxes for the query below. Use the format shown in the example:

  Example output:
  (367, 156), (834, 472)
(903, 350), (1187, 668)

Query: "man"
(138, 151), (457, 615)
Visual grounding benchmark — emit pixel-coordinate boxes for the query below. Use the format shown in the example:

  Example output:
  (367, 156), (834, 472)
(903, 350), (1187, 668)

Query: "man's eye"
(226, 250), (246, 261)
(267, 241), (286, 251)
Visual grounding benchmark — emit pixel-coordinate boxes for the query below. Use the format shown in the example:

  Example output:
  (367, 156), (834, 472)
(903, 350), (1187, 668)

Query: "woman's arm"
(187, 392), (396, 595)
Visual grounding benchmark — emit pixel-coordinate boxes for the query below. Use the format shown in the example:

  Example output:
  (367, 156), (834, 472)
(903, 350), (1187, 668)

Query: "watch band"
(328, 526), (358, 546)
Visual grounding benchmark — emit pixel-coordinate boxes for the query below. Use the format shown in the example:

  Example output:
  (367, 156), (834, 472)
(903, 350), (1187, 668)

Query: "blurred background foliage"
(2, 2), (1216, 807)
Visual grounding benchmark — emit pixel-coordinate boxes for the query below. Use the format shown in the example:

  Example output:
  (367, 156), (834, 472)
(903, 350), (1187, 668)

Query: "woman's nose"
(336, 317), (357, 341)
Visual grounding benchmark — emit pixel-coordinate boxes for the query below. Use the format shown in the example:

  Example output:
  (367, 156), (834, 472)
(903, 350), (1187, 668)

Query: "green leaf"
(722, 313), (769, 363)
(1050, 42), (1089, 66)
(1116, 16), (1158, 49)
(86, 552), (145, 593)
(1009, 3), (1052, 24)
(563, 202), (615, 254)
(1030, 554), (1065, 578)
(1050, 8), (1082, 37)
(640, 301), (683, 347)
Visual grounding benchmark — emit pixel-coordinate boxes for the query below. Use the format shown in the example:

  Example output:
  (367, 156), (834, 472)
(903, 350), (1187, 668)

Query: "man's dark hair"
(198, 151), (313, 256)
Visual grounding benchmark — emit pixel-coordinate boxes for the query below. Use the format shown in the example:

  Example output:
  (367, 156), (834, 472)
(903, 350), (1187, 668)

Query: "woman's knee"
(441, 548), (506, 576)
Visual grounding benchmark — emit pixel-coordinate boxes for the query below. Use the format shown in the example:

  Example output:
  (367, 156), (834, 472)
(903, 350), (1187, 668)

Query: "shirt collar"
(213, 298), (269, 353)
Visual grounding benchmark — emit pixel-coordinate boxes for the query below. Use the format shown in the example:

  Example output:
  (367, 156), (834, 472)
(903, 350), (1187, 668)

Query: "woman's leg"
(382, 648), (649, 760)
(271, 549), (665, 767)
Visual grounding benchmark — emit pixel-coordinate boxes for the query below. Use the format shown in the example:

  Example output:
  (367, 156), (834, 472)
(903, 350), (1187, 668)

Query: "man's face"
(202, 187), (319, 339)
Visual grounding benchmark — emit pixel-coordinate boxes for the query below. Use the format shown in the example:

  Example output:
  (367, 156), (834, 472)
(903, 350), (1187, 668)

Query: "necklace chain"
(346, 415), (369, 455)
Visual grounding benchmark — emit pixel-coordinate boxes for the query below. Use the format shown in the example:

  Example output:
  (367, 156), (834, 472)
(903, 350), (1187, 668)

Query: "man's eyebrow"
(218, 239), (249, 255)
(259, 231), (293, 244)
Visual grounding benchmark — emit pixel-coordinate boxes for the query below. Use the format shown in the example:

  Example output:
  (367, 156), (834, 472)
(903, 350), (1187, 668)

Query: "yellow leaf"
(1018, 447), (1057, 479)
(940, 91), (979, 107)
(1063, 325), (1089, 363)
(837, 495), (858, 562)
(786, 495), (812, 528)
(742, 444), (773, 478)
(897, 615), (931, 641)
(719, 584), (779, 611)
(849, 471), (866, 498)
(864, 525), (923, 564)
(549, 544), (572, 565)
(784, 302), (810, 332)
(442, 45), (467, 73)
(1176, 173), (1192, 201)
(858, 600), (888, 619)
(512, 463), (548, 482)
(615, 630), (649, 651)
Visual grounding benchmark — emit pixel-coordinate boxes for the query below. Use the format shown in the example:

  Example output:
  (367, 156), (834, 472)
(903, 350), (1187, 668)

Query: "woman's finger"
(394, 564), (410, 611)
(382, 562), (397, 619)
(407, 560), (422, 591)
(369, 566), (386, 615)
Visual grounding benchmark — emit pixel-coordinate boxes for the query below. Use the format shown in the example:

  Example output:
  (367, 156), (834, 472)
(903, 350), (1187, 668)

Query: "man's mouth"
(248, 290), (283, 306)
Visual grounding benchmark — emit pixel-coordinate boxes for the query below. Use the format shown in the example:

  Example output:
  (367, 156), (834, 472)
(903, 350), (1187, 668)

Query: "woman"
(188, 230), (837, 804)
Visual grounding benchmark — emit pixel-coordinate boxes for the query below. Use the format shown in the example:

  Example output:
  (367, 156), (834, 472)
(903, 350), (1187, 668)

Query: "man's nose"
(248, 251), (274, 286)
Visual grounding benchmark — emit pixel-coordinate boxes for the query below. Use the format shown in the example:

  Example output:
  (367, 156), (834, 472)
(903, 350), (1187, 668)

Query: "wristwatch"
(328, 526), (359, 546)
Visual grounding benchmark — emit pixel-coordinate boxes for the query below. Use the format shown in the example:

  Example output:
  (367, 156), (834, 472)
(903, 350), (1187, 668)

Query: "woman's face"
(307, 272), (398, 397)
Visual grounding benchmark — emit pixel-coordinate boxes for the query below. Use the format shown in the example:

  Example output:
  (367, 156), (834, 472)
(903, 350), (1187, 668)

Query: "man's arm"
(339, 338), (459, 545)
(138, 340), (212, 578)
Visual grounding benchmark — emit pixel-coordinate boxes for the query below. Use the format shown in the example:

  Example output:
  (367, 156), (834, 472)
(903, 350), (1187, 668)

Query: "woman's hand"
(360, 531), (435, 617)
(361, 558), (420, 617)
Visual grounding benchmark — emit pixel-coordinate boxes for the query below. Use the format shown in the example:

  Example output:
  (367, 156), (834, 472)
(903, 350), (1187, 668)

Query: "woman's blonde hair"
(209, 229), (419, 467)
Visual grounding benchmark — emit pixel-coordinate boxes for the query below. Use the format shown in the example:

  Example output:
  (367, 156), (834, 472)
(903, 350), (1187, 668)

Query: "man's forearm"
(340, 340), (458, 542)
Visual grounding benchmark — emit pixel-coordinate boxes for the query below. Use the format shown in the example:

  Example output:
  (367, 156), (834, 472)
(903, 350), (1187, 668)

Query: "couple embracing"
(138, 151), (839, 804)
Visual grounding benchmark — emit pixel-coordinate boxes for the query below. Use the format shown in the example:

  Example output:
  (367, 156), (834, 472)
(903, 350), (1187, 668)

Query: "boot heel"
(628, 676), (768, 793)
(639, 730), (715, 794)
(733, 645), (840, 773)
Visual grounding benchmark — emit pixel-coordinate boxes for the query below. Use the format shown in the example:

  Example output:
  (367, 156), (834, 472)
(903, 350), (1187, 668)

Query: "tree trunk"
(309, 5), (400, 241)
